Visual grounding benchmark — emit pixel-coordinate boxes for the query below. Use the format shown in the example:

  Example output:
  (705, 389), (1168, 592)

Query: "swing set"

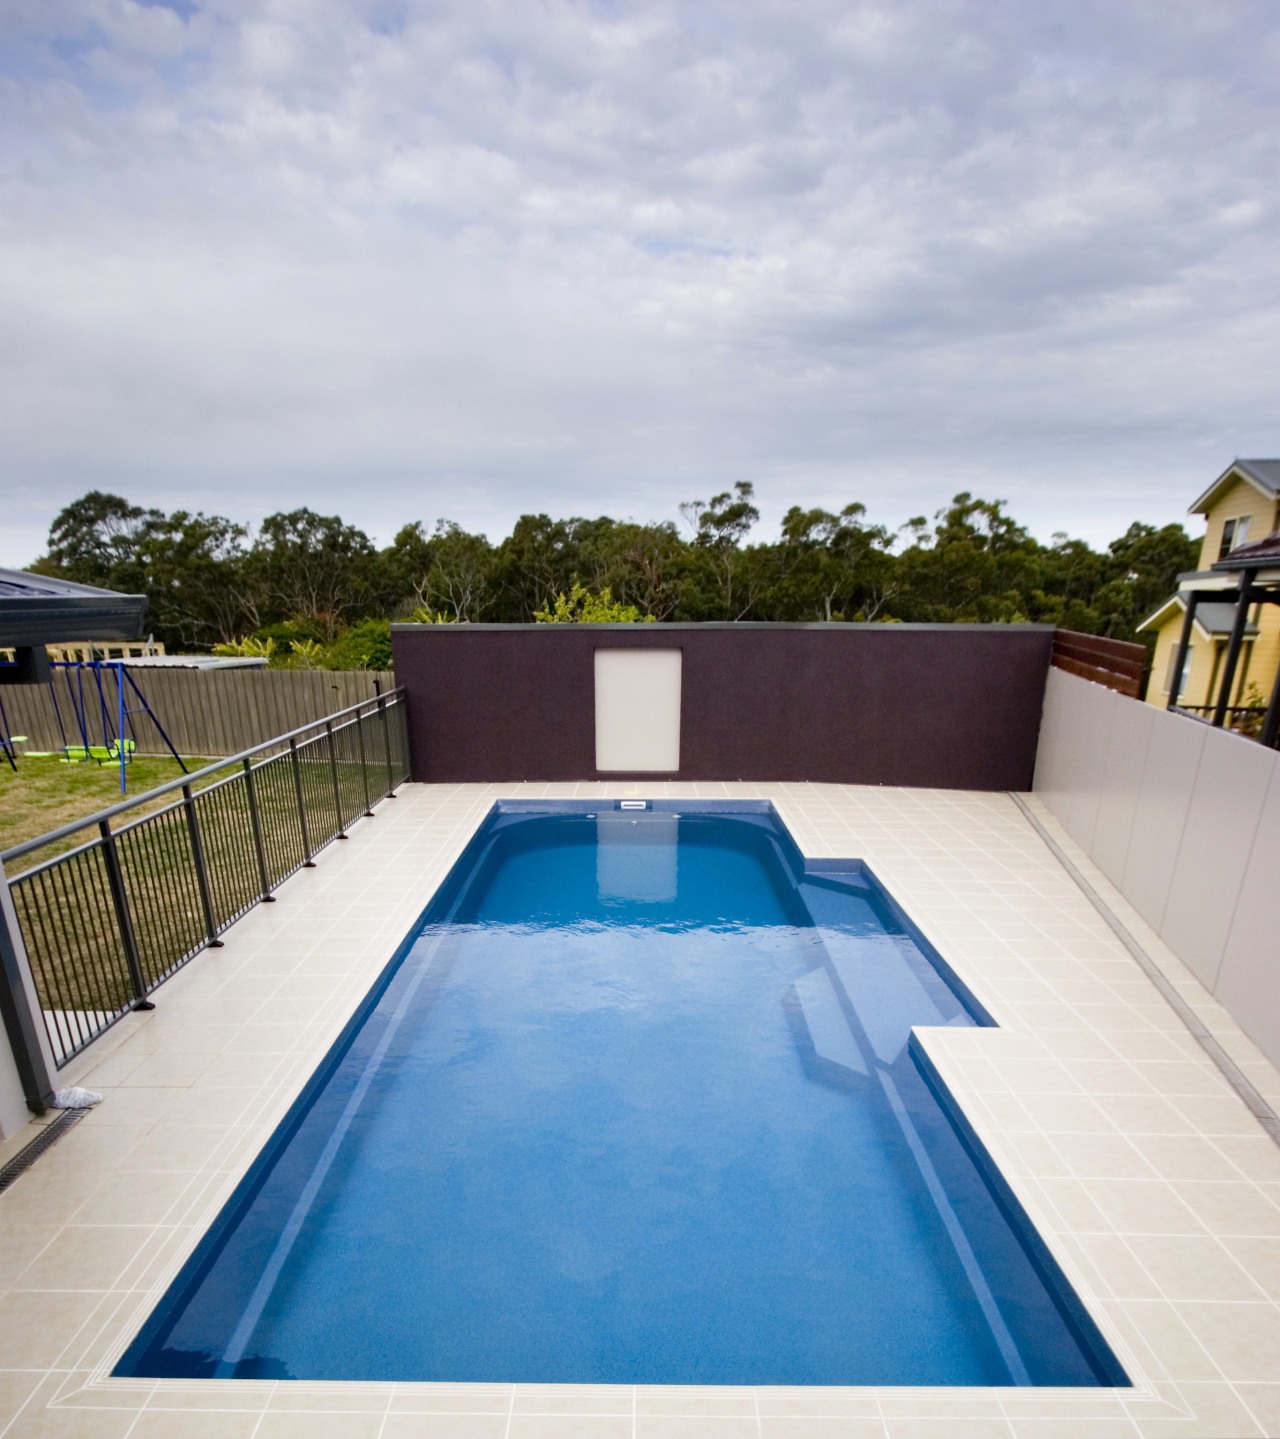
(0, 691), (21, 772)
(8, 660), (188, 794)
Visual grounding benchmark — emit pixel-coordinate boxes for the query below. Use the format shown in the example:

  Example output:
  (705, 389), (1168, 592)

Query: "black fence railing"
(1171, 704), (1275, 746)
(1, 690), (410, 1072)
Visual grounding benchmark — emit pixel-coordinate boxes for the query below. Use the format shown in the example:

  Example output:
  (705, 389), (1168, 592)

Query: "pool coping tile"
(1, 781), (1277, 1439)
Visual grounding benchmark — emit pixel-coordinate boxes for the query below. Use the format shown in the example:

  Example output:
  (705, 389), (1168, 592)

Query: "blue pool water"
(117, 803), (1125, 1387)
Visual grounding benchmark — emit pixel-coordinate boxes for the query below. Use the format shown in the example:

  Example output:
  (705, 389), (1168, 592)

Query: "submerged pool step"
(821, 933), (968, 1065)
(800, 871), (874, 900)
(790, 968), (868, 1081)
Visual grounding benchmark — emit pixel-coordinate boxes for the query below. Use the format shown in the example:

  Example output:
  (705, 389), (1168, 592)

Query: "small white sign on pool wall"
(594, 648), (682, 772)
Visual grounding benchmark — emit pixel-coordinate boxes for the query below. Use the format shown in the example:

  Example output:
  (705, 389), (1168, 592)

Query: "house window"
(1164, 642), (1194, 699)
(1218, 516), (1251, 559)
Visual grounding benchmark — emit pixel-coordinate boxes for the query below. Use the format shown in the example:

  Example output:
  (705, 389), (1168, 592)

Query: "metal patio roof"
(0, 568), (147, 648)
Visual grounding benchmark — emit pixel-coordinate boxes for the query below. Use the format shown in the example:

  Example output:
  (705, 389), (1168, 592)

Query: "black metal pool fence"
(0, 690), (410, 1109)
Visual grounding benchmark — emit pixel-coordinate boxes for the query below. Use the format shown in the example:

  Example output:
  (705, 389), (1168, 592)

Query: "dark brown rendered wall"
(391, 624), (1056, 791)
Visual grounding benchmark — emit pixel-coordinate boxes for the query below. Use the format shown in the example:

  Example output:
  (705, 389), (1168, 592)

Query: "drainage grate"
(0, 1107), (89, 1195)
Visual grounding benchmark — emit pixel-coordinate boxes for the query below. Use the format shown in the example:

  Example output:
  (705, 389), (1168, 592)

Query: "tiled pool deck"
(1, 782), (1278, 1439)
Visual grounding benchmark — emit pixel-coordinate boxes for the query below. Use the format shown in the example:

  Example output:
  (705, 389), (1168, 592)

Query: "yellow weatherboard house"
(1139, 458), (1280, 716)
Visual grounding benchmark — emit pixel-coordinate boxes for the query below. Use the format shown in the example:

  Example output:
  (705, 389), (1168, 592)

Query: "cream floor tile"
(15, 1223), (152, 1292)
(0, 1288), (114, 1368)
(381, 1417), (510, 1439)
(118, 1125), (243, 1173)
(1127, 1381), (1267, 1438)
(1123, 1236), (1268, 1302)
(1219, 1235), (1280, 1298)
(67, 1168), (203, 1227)
(2, 1391), (136, 1438)
(883, 1420), (1013, 1439)
(632, 1420), (758, 1439)
(1172, 1302), (1280, 1382)
(503, 1415), (632, 1439)
(634, 1389), (756, 1417)
(0, 1369), (45, 1429)
(1175, 1182), (1280, 1236)
(1085, 1180), (1205, 1238)
(253, 1414), (385, 1439)
(127, 1410), (261, 1437)
(1232, 1383), (1280, 1435)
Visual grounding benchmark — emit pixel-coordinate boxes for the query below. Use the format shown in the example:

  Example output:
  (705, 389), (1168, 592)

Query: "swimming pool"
(116, 801), (1126, 1387)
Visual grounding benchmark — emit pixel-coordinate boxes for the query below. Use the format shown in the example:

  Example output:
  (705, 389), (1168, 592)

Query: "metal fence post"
(289, 737), (317, 868)
(377, 693), (396, 798)
(241, 759), (276, 902)
(98, 821), (155, 1010)
(0, 855), (56, 1116)
(326, 721), (349, 839)
(182, 784), (223, 947)
(354, 708), (374, 817)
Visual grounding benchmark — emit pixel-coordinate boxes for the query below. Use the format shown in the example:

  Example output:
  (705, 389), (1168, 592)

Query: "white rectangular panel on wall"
(594, 648), (682, 772)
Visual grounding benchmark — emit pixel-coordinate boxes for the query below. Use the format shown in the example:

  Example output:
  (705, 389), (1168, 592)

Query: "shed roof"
(0, 568), (147, 648)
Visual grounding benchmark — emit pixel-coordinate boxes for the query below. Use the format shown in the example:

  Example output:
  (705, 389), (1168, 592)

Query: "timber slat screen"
(1050, 629), (1147, 700)
(2, 691), (410, 1067)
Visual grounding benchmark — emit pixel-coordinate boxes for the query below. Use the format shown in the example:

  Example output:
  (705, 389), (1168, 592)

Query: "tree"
(41, 491), (161, 590)
(572, 518), (691, 620)
(415, 521), (495, 621)
(679, 482), (760, 619)
(493, 514), (580, 620)
(534, 582), (655, 623)
(772, 503), (897, 621)
(135, 510), (256, 647)
(249, 509), (386, 640)
(1100, 522), (1199, 638)
(894, 493), (1041, 622)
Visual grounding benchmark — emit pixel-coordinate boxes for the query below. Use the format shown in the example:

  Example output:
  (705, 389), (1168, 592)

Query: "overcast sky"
(2, 0), (1277, 568)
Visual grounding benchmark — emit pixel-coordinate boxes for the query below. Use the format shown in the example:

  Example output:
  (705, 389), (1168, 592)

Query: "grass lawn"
(0, 751), (215, 860)
(4, 740), (369, 1030)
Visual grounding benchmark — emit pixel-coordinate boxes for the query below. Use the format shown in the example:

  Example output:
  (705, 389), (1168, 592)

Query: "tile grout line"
(1007, 792), (1280, 1148)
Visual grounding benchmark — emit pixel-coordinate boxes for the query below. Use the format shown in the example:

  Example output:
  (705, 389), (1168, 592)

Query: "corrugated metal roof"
(1212, 529), (1280, 571)
(1191, 602), (1261, 636)
(0, 568), (147, 647)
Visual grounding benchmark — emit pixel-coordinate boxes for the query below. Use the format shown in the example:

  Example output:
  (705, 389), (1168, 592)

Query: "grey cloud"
(0, 0), (1277, 568)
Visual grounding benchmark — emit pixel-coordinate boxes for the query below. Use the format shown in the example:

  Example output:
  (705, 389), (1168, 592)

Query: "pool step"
(801, 870), (874, 899)
(789, 968), (868, 1081)
(823, 933), (968, 1065)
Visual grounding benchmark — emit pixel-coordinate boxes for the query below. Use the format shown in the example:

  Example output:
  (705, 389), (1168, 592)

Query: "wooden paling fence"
(2, 668), (395, 758)
(1050, 630), (1146, 700)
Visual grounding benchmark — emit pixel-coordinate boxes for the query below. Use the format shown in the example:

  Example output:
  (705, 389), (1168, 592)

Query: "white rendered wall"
(0, 861), (59, 1141)
(594, 649), (682, 772)
(1035, 668), (1280, 1068)
(0, 1027), (28, 1141)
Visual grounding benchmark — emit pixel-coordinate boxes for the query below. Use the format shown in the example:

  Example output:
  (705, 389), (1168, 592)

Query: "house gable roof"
(1188, 459), (1280, 516)
(1136, 594), (1260, 638)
